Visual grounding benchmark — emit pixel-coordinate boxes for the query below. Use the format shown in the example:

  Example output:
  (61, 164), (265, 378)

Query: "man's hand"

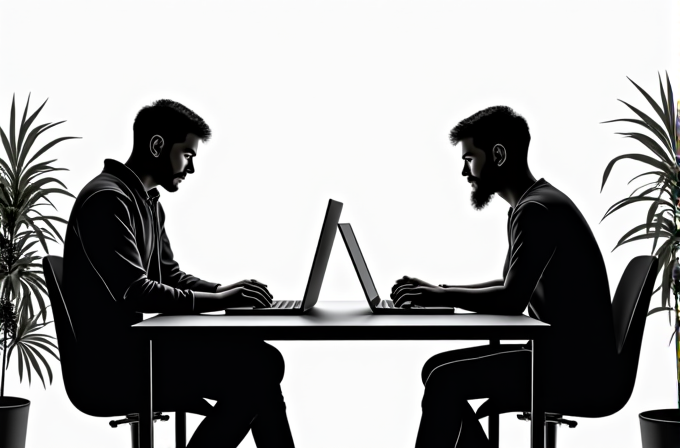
(220, 284), (273, 309)
(390, 280), (447, 308)
(218, 280), (274, 307)
(391, 276), (437, 305)
(391, 276), (436, 293)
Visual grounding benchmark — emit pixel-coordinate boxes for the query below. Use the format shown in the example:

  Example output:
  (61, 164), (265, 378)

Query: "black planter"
(0, 396), (30, 448)
(640, 409), (680, 448)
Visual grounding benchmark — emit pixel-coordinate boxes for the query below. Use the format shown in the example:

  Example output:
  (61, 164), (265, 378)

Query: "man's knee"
(421, 376), (464, 412)
(267, 344), (285, 384)
(422, 355), (456, 386)
(421, 359), (436, 385)
(420, 358), (467, 409)
(252, 342), (285, 385)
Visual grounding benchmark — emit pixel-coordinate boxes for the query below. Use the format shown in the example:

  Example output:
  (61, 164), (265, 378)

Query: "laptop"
(223, 199), (343, 315)
(338, 223), (455, 315)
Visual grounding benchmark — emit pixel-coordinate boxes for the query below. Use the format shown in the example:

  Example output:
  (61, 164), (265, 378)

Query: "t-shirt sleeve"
(75, 190), (196, 313)
(444, 201), (556, 315)
(503, 201), (557, 310)
(157, 203), (220, 293)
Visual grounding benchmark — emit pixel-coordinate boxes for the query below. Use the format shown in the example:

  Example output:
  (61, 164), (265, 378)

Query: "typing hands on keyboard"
(271, 301), (302, 309)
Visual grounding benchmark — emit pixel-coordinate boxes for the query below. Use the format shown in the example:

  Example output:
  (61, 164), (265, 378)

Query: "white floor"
(5, 307), (677, 448)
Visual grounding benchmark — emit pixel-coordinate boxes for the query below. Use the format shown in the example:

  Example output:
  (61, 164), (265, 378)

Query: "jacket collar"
(102, 159), (160, 203)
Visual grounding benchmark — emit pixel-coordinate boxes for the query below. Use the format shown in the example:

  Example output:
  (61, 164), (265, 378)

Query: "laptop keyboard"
(271, 300), (302, 309)
(378, 300), (396, 309)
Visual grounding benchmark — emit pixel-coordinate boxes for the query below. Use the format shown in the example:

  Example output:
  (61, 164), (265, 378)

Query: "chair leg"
(130, 421), (140, 448)
(545, 421), (557, 448)
(487, 339), (500, 448)
(175, 411), (187, 448)
(488, 412), (499, 448)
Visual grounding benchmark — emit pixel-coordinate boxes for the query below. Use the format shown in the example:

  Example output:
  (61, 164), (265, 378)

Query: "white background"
(1, 1), (679, 447)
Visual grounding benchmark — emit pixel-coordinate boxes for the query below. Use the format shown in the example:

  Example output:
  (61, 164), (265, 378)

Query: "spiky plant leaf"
(626, 75), (674, 151)
(0, 94), (76, 396)
(6, 312), (59, 388)
(618, 132), (675, 167)
(649, 306), (676, 316)
(628, 170), (669, 186)
(601, 153), (675, 192)
(601, 195), (674, 222)
(615, 100), (674, 155)
(602, 73), (680, 361)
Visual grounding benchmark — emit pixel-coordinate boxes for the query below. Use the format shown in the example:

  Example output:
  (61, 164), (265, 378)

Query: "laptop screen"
(301, 199), (343, 311)
(338, 223), (380, 306)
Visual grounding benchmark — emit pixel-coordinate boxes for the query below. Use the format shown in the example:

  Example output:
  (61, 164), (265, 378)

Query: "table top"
(132, 301), (549, 340)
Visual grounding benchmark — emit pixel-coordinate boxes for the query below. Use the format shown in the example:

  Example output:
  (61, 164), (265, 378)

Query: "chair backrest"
(42, 255), (98, 414)
(610, 255), (658, 393)
(42, 255), (235, 419)
(476, 256), (659, 421)
(42, 255), (77, 345)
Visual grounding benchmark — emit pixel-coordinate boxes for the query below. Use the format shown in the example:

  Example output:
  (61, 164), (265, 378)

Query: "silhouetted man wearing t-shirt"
(391, 106), (617, 447)
(63, 99), (295, 448)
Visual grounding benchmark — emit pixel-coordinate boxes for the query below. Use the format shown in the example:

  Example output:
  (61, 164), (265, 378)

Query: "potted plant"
(600, 72), (680, 447)
(0, 94), (77, 448)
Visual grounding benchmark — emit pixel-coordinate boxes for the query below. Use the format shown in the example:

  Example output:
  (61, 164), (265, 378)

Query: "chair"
(43, 255), (212, 448)
(477, 255), (659, 448)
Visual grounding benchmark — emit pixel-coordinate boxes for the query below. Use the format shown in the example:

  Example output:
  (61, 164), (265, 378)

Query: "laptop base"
(371, 307), (456, 315)
(372, 299), (455, 315)
(223, 300), (303, 315)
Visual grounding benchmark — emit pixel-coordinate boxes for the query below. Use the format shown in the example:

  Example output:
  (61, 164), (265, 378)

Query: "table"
(132, 301), (550, 448)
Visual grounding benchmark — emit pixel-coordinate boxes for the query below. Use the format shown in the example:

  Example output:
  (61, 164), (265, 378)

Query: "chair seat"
(68, 390), (214, 419)
(476, 398), (522, 420)
(42, 255), (215, 448)
(476, 396), (620, 422)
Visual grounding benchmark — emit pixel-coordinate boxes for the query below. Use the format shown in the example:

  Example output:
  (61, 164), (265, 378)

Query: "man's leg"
(250, 383), (295, 448)
(415, 344), (532, 448)
(153, 340), (294, 448)
(187, 384), (293, 448)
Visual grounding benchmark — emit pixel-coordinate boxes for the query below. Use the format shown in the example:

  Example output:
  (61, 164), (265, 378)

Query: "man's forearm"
(192, 291), (227, 313)
(439, 285), (527, 315)
(441, 279), (505, 289)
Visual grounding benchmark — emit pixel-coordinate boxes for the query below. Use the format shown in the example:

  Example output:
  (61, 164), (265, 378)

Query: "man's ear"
(492, 144), (507, 167)
(150, 135), (164, 158)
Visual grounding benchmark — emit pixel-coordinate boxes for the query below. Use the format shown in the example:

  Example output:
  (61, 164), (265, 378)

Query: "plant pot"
(640, 409), (680, 448)
(0, 396), (30, 448)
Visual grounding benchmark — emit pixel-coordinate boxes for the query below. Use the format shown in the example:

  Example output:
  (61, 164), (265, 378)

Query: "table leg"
(139, 339), (154, 448)
(175, 412), (186, 448)
(488, 339), (500, 448)
(531, 338), (545, 448)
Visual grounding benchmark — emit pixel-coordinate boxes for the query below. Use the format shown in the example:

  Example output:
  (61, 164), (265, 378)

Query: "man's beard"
(154, 156), (184, 193)
(469, 165), (498, 210)
(470, 179), (495, 210)
(160, 172), (185, 192)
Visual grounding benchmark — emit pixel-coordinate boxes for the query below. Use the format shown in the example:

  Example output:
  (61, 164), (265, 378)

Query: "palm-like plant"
(0, 94), (78, 396)
(600, 72), (680, 404)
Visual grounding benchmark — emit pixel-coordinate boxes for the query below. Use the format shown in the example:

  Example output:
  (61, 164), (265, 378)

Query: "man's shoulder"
(511, 180), (582, 226)
(514, 180), (595, 237)
(74, 172), (135, 210)
(517, 180), (576, 213)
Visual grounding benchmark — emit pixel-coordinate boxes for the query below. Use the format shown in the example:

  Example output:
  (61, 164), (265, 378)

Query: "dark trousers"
(152, 339), (295, 448)
(416, 344), (532, 448)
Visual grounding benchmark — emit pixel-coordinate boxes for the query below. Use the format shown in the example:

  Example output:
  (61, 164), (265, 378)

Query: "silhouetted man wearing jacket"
(391, 106), (617, 447)
(63, 99), (295, 448)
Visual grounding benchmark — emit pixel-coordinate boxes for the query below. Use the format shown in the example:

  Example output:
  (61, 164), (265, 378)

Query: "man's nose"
(186, 159), (195, 174)
(461, 163), (469, 177)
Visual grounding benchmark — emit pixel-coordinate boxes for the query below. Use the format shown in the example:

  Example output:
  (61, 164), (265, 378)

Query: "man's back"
(505, 179), (617, 391)
(62, 160), (215, 385)
(60, 99), (297, 446)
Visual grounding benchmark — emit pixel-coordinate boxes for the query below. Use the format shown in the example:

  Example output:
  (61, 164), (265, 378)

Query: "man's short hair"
(449, 106), (531, 158)
(133, 99), (212, 150)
